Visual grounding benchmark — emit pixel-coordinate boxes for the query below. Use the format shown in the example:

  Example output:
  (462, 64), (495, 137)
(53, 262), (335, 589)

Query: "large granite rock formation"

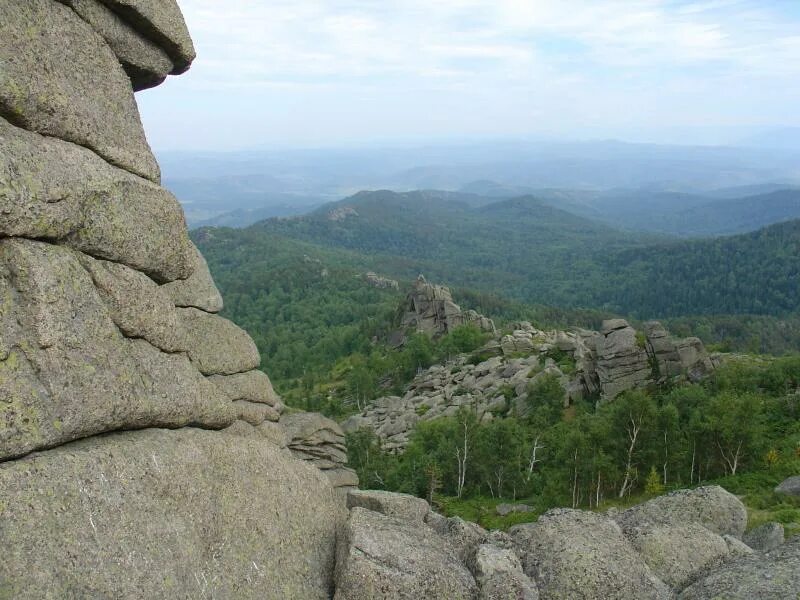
(394, 275), (495, 343)
(0, 1), (349, 596)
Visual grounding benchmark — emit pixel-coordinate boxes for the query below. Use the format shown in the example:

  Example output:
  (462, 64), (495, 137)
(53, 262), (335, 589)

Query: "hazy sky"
(137, 0), (800, 151)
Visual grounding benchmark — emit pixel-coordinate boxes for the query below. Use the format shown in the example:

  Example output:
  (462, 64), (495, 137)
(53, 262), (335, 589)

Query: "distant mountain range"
(157, 138), (800, 227)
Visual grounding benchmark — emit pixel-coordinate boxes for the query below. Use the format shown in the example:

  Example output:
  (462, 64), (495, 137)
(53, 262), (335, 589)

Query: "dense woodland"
(234, 191), (800, 317)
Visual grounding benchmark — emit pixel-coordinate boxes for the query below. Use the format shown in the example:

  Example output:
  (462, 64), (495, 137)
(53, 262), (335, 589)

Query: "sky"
(137, 0), (800, 151)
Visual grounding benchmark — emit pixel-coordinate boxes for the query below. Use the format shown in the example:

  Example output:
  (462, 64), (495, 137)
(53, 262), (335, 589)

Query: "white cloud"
(137, 0), (800, 149)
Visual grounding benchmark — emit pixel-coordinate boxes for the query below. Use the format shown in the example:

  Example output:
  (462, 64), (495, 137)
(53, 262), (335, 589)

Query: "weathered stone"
(676, 337), (714, 382)
(232, 400), (277, 426)
(0, 0), (159, 180)
(643, 320), (683, 378)
(613, 485), (748, 538)
(161, 243), (224, 312)
(596, 319), (651, 400)
(177, 307), (261, 375)
(511, 509), (670, 600)
(743, 522), (784, 552)
(283, 412), (358, 491)
(325, 467), (359, 490)
(79, 254), (184, 352)
(424, 510), (450, 535)
(679, 536), (800, 600)
(470, 543), (539, 600)
(0, 117), (193, 282)
(395, 274), (495, 341)
(443, 516), (489, 564)
(208, 369), (279, 406)
(56, 0), (174, 90)
(622, 522), (730, 590)
(334, 507), (477, 599)
(347, 490), (431, 524)
(497, 503), (534, 516)
(0, 239), (234, 461)
(0, 428), (344, 599)
(283, 412), (346, 444)
(723, 534), (755, 558)
(775, 475), (800, 497)
(99, 0), (196, 73)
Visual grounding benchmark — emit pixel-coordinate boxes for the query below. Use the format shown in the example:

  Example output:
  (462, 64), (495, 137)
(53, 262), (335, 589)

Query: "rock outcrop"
(335, 507), (478, 599)
(0, 429), (343, 599)
(394, 275), (495, 343)
(364, 271), (399, 289)
(776, 475), (800, 497)
(344, 319), (715, 451)
(743, 522), (785, 552)
(679, 536), (800, 600)
(281, 412), (359, 495)
(0, 2), (349, 596)
(335, 486), (779, 599)
(511, 509), (672, 599)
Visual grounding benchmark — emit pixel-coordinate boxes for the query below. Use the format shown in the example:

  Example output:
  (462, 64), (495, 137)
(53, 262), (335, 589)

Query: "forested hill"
(242, 190), (661, 306)
(222, 190), (799, 318)
(593, 218), (800, 317)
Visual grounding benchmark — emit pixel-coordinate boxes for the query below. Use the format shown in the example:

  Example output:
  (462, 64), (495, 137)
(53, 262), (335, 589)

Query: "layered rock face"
(282, 412), (359, 495)
(344, 319), (716, 451)
(394, 274), (495, 343)
(0, 1), (346, 596)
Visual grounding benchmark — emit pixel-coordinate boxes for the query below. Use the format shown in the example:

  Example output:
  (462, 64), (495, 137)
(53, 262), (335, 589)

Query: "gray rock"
(0, 428), (344, 599)
(442, 516), (490, 564)
(283, 412), (348, 445)
(723, 534), (755, 558)
(613, 485), (748, 538)
(0, 0), (159, 180)
(511, 509), (670, 600)
(334, 507), (477, 599)
(497, 503), (534, 516)
(161, 243), (224, 312)
(208, 369), (280, 406)
(99, 0), (196, 73)
(177, 307), (261, 375)
(0, 116), (193, 282)
(622, 521), (730, 590)
(325, 467), (360, 489)
(395, 274), (495, 339)
(79, 254), (184, 352)
(347, 490), (431, 523)
(679, 536), (800, 600)
(595, 320), (651, 400)
(424, 510), (450, 535)
(233, 400), (279, 426)
(676, 338), (714, 382)
(743, 522), (784, 552)
(0, 239), (234, 461)
(775, 475), (800, 497)
(471, 543), (539, 600)
(283, 412), (358, 491)
(55, 0), (174, 90)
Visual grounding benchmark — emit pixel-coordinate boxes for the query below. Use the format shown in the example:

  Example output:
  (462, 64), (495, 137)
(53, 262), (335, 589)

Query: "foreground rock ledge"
(0, 428), (345, 599)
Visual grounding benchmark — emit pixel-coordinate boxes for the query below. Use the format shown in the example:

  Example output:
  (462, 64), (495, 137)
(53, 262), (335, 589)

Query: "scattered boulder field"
(334, 486), (798, 599)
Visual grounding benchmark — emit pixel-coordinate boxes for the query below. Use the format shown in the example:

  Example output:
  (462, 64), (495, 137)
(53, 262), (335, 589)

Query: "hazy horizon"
(137, 0), (800, 152)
